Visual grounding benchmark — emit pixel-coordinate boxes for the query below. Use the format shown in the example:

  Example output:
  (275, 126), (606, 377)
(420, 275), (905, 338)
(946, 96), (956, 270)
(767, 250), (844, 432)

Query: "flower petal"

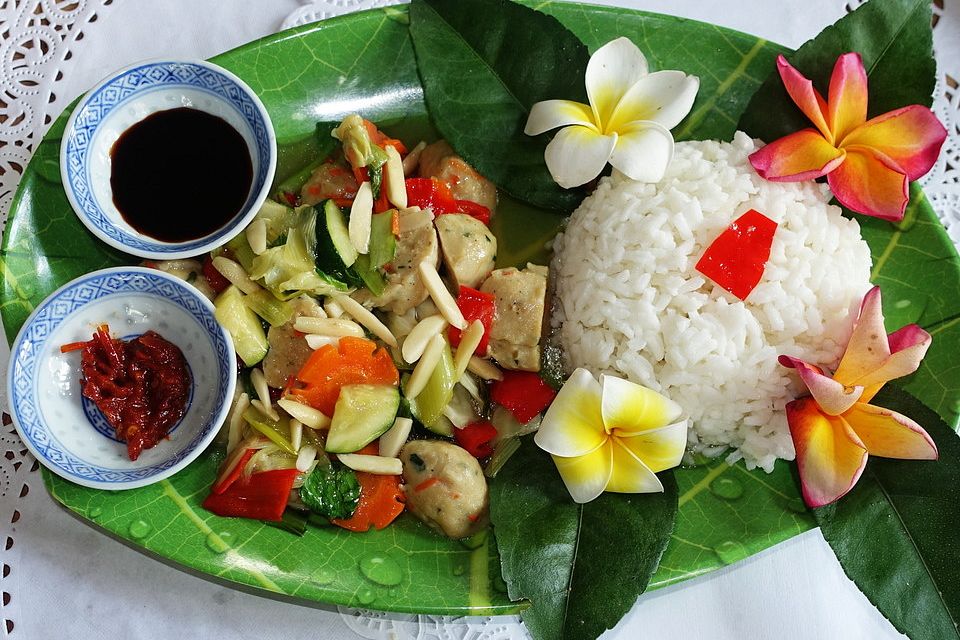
(833, 287), (931, 401)
(787, 397), (868, 507)
(607, 121), (674, 183)
(606, 438), (664, 494)
(778, 355), (863, 415)
(845, 402), (938, 460)
(543, 125), (617, 188)
(615, 420), (688, 472)
(586, 37), (649, 128)
(607, 70), (699, 131)
(601, 374), (683, 435)
(552, 440), (613, 504)
(841, 105), (947, 180)
(855, 331), (930, 403)
(834, 286), (887, 383)
(777, 55), (832, 140)
(525, 100), (596, 136)
(827, 53), (868, 143)
(749, 130), (845, 182)
(535, 367), (607, 457)
(827, 148), (909, 220)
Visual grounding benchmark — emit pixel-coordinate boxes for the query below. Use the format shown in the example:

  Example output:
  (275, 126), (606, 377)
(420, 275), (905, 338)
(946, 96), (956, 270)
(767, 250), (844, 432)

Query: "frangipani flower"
(534, 368), (688, 503)
(750, 53), (946, 221)
(780, 286), (937, 507)
(525, 37), (699, 188)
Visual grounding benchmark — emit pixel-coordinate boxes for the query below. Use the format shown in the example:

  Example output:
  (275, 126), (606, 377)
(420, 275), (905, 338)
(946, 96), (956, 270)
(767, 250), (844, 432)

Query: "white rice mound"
(551, 132), (873, 471)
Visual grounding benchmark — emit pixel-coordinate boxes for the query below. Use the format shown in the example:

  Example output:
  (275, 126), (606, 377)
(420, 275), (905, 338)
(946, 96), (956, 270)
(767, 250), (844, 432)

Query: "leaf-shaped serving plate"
(3, 2), (958, 615)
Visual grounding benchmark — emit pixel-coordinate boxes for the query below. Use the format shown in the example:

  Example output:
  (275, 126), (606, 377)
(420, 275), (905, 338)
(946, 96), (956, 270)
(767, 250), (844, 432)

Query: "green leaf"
(651, 458), (814, 588)
(489, 439), (678, 640)
(739, 0), (936, 142)
(299, 460), (361, 520)
(408, 0), (590, 213)
(813, 386), (960, 640)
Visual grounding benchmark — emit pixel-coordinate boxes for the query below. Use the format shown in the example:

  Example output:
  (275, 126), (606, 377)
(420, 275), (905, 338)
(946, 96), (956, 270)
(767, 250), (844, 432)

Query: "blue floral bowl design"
(60, 60), (276, 259)
(7, 267), (236, 490)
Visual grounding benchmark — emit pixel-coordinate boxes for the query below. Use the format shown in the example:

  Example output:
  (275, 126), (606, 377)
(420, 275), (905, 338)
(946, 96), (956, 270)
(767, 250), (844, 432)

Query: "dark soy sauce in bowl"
(110, 107), (253, 243)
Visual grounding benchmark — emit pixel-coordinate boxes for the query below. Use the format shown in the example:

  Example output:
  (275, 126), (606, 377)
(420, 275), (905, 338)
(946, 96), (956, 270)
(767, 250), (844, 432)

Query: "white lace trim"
(1, 0), (958, 638)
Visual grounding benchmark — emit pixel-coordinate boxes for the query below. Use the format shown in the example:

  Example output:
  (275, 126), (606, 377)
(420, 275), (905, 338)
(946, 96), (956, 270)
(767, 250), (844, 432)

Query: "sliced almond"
(378, 417), (413, 459)
(246, 218), (268, 255)
(405, 333), (445, 400)
(293, 316), (365, 337)
(401, 314), (448, 364)
(349, 181), (374, 254)
(305, 334), (339, 350)
(467, 356), (504, 381)
(290, 419), (303, 452)
(227, 392), (250, 453)
(212, 256), (260, 294)
(454, 319), (485, 380)
(384, 145), (408, 209)
(296, 445), (318, 472)
(401, 141), (427, 176)
(324, 298), (345, 318)
(250, 398), (280, 422)
(337, 453), (403, 475)
(278, 397), (331, 430)
(335, 294), (397, 347)
(419, 260), (466, 329)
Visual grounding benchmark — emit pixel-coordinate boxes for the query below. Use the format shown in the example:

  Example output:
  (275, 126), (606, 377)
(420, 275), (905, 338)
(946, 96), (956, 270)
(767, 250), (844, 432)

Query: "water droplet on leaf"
(128, 520), (151, 539)
(87, 506), (102, 519)
(709, 477), (743, 500)
(357, 588), (376, 605)
(311, 568), (335, 585)
(358, 553), (403, 586)
(452, 564), (466, 576)
(205, 531), (233, 553)
(894, 299), (911, 309)
(714, 540), (748, 565)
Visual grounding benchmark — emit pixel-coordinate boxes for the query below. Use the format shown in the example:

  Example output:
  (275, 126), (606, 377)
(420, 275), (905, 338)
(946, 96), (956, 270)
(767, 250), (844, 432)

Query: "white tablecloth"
(2, 1), (958, 639)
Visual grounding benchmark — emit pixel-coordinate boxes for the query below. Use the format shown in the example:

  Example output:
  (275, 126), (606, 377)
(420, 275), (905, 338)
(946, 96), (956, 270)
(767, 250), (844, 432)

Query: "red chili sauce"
(63, 325), (191, 460)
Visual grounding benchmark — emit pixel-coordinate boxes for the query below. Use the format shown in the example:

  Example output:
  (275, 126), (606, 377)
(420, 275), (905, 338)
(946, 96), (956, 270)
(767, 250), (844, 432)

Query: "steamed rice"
(551, 132), (873, 471)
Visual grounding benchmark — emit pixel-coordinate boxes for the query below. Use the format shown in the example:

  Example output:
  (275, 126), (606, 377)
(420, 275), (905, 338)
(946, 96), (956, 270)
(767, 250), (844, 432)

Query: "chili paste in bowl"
(7, 267), (236, 490)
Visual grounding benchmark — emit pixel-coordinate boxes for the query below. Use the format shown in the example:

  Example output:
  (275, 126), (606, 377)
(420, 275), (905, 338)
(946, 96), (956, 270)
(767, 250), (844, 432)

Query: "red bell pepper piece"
(490, 370), (558, 424)
(695, 209), (778, 301)
(454, 199), (492, 226)
(448, 286), (496, 356)
(202, 467), (299, 522)
(454, 420), (498, 458)
(202, 255), (231, 295)
(405, 177), (459, 214)
(210, 447), (257, 495)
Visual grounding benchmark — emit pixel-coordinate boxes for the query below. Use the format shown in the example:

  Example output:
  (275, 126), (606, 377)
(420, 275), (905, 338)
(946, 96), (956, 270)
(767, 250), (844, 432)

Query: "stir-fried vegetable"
(292, 336), (399, 415)
(195, 112), (556, 542)
(299, 457), (362, 520)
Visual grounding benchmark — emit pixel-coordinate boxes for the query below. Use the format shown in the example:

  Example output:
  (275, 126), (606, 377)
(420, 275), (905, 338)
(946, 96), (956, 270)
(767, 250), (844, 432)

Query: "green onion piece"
(484, 437), (521, 478)
(369, 210), (397, 270)
(243, 405), (297, 455)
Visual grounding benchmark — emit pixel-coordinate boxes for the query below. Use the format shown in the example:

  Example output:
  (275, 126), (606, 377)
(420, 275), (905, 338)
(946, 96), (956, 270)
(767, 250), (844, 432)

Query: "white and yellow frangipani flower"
(525, 37), (699, 188)
(534, 368), (688, 503)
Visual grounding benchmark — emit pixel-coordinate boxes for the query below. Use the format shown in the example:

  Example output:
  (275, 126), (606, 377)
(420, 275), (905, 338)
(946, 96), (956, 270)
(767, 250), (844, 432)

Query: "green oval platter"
(2, 1), (958, 616)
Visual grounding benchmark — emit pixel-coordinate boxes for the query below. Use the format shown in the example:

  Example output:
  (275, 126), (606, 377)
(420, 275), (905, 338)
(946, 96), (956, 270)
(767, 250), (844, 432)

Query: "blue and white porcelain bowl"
(7, 267), (237, 490)
(60, 59), (276, 260)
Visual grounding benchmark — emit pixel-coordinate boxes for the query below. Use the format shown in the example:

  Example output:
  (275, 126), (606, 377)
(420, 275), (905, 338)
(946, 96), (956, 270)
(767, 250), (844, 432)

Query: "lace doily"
(1, 0), (958, 638)
(1, 3), (120, 635)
